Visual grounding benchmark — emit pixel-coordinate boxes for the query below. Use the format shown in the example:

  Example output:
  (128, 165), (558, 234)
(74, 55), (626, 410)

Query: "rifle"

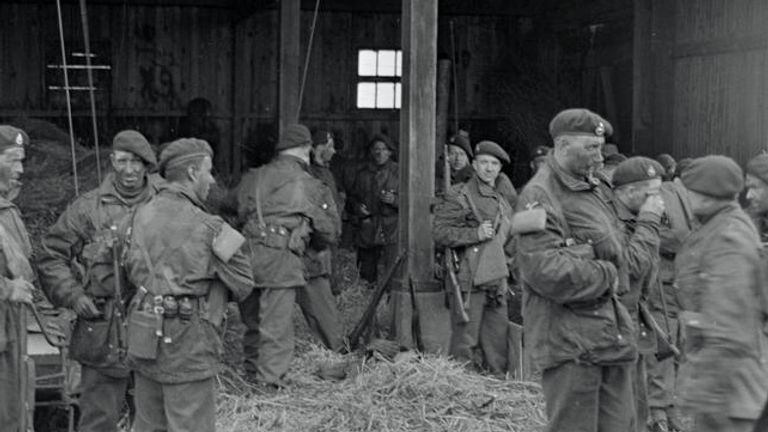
(445, 249), (470, 323)
(346, 250), (406, 351)
(408, 276), (424, 351)
(639, 302), (681, 361)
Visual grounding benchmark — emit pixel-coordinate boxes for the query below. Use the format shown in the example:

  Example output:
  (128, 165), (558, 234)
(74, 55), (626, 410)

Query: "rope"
(55, 0), (80, 196)
(79, 0), (102, 184)
(296, 0), (321, 119)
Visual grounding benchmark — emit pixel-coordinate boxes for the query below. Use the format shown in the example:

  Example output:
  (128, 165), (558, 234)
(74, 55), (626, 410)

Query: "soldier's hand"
(380, 190), (396, 205)
(43, 318), (67, 341)
(477, 221), (495, 241)
(73, 295), (101, 319)
(639, 194), (665, 216)
(7, 278), (34, 304)
(359, 204), (370, 216)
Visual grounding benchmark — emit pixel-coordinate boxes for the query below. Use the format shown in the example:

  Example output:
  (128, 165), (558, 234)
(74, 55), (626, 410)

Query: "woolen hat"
(112, 130), (157, 168)
(275, 124), (312, 152)
(158, 138), (213, 175)
(448, 133), (473, 157)
(0, 126), (28, 153)
(681, 155), (743, 199)
(474, 140), (510, 164)
(747, 154), (768, 185)
(369, 134), (395, 152)
(549, 108), (613, 139)
(611, 156), (664, 188)
(674, 157), (694, 179)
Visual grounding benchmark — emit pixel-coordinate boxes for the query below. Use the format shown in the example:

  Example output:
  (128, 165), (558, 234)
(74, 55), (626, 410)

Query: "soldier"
(434, 141), (514, 375)
(237, 124), (339, 387)
(529, 145), (550, 175)
(745, 154), (768, 241)
(447, 132), (475, 185)
(38, 130), (161, 432)
(298, 130), (343, 349)
(516, 109), (638, 431)
(646, 157), (696, 432)
(123, 138), (253, 431)
(348, 134), (399, 285)
(0, 126), (37, 431)
(675, 156), (768, 432)
(611, 157), (667, 432)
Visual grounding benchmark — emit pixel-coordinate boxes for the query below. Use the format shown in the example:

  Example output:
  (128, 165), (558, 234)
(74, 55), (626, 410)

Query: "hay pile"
(216, 347), (546, 432)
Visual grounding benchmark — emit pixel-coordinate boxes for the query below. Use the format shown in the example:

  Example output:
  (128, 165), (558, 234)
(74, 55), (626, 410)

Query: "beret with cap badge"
(112, 129), (157, 168)
(0, 125), (28, 153)
(474, 140), (510, 164)
(549, 108), (614, 140)
(611, 156), (664, 188)
(681, 155), (743, 199)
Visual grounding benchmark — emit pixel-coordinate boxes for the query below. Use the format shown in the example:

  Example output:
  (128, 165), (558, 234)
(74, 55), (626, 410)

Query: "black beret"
(369, 134), (395, 152)
(112, 130), (157, 168)
(0, 126), (28, 153)
(674, 157), (693, 179)
(656, 153), (676, 169)
(549, 108), (613, 140)
(611, 156), (664, 188)
(276, 124), (312, 152)
(681, 155), (743, 199)
(747, 154), (768, 185)
(159, 138), (213, 175)
(474, 140), (510, 164)
(312, 130), (333, 147)
(448, 133), (473, 157)
(604, 153), (628, 166)
(531, 145), (550, 160)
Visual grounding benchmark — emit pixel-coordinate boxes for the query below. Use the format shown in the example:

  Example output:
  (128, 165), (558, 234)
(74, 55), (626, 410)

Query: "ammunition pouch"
(247, 224), (292, 249)
(126, 306), (162, 360)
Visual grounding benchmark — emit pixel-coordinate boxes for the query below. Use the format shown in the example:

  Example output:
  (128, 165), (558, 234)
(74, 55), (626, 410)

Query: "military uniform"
(349, 159), (399, 284)
(645, 180), (695, 431)
(124, 139), (253, 431)
(237, 125), (339, 385)
(434, 173), (513, 374)
(38, 131), (160, 432)
(517, 110), (638, 432)
(675, 156), (768, 432)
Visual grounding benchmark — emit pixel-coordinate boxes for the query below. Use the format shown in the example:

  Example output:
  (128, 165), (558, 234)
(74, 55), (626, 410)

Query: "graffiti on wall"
(134, 23), (182, 109)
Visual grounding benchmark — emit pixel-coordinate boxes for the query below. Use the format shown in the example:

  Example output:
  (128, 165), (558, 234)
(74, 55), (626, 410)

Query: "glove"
(7, 277), (34, 304)
(72, 295), (101, 319)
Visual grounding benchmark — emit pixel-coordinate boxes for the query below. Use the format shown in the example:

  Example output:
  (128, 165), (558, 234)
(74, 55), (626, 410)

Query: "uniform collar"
(467, 173), (500, 198)
(698, 200), (740, 225)
(547, 155), (604, 192)
(0, 195), (17, 211)
(158, 182), (207, 210)
(275, 153), (310, 169)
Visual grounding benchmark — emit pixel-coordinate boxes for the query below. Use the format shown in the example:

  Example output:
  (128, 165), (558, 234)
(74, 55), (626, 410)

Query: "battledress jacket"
(303, 162), (343, 279)
(515, 156), (637, 371)
(37, 173), (161, 373)
(124, 183), (254, 384)
(0, 197), (34, 432)
(433, 174), (514, 293)
(675, 202), (768, 420)
(237, 155), (339, 289)
(349, 160), (399, 248)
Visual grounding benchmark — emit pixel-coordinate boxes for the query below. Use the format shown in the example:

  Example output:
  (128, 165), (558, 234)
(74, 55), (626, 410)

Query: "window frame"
(355, 48), (402, 111)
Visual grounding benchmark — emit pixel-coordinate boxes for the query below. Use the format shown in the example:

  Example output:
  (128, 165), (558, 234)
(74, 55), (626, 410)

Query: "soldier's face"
(0, 147), (24, 200)
(561, 136), (605, 177)
(191, 156), (215, 201)
(447, 145), (469, 171)
(473, 154), (502, 185)
(371, 141), (392, 166)
(623, 178), (662, 213)
(111, 150), (147, 190)
(314, 137), (336, 166)
(746, 173), (768, 213)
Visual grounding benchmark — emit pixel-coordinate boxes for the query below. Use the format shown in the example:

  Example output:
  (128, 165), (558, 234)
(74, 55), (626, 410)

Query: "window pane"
(358, 50), (377, 76)
(377, 50), (397, 77)
(395, 83), (402, 108)
(357, 82), (376, 108)
(396, 51), (402, 77)
(376, 83), (395, 109)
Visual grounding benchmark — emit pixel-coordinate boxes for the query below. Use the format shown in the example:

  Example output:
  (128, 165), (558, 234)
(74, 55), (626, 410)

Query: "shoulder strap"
(254, 169), (266, 227)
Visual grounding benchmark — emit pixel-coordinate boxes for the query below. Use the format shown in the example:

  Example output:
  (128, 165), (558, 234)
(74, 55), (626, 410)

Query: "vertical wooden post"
(436, 59), (451, 159)
(391, 0), (450, 354)
(631, 0), (652, 156)
(278, 0), (300, 140)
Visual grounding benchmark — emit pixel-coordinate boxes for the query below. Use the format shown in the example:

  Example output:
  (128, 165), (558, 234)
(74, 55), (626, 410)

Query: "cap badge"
(647, 166), (656, 177)
(595, 122), (605, 137)
(15, 133), (23, 146)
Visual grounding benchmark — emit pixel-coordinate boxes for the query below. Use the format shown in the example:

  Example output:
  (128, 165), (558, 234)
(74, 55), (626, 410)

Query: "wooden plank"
(631, 0), (652, 156)
(673, 32), (768, 58)
(278, 0), (300, 138)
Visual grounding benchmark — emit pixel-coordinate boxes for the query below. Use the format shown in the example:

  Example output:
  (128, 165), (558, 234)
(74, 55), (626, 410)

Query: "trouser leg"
(542, 362), (601, 432)
(646, 314), (679, 409)
(163, 378), (216, 432)
(0, 341), (21, 432)
(256, 287), (297, 385)
(478, 294), (508, 375)
(357, 247), (381, 284)
(238, 288), (262, 375)
(631, 355), (649, 431)
(598, 363), (635, 432)
(297, 277), (343, 351)
(77, 366), (130, 432)
(449, 291), (484, 366)
(133, 373), (167, 432)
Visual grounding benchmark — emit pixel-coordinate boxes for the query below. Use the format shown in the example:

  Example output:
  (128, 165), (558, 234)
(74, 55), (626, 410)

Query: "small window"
(356, 49), (402, 109)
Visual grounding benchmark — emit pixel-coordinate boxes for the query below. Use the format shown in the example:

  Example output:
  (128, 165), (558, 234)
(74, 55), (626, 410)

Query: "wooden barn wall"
(638, 0), (768, 166)
(1, 2), (633, 181)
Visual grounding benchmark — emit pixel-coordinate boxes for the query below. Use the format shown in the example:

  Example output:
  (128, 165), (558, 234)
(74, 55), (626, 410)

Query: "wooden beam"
(649, 0), (676, 157)
(391, 0), (450, 354)
(278, 0), (301, 139)
(631, 0), (652, 155)
(673, 32), (768, 58)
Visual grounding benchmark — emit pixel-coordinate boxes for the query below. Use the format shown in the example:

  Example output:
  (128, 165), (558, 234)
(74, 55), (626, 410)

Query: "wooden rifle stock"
(445, 250), (470, 323)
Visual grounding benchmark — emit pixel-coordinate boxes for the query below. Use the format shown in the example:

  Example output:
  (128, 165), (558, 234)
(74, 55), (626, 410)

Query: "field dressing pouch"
(510, 208), (547, 235)
(126, 287), (162, 360)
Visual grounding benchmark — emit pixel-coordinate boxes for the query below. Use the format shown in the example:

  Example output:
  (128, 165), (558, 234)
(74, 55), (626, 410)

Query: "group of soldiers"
(0, 104), (767, 432)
